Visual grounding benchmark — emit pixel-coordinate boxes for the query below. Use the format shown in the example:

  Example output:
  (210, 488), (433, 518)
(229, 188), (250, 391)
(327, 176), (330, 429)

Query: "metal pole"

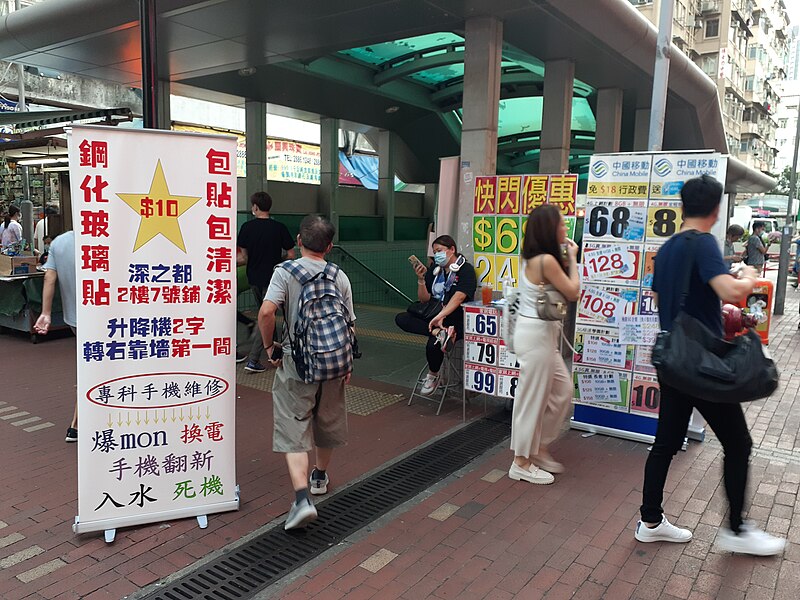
(14, 0), (32, 247)
(773, 95), (800, 316)
(139, 0), (158, 129)
(648, 0), (674, 151)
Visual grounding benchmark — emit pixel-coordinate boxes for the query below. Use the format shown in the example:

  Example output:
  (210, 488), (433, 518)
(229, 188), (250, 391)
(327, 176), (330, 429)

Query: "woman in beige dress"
(509, 204), (580, 485)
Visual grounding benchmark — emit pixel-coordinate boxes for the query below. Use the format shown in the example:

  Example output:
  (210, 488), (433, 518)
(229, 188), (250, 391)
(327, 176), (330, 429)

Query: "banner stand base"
(197, 515), (208, 529)
(104, 529), (115, 544)
(571, 419), (656, 445)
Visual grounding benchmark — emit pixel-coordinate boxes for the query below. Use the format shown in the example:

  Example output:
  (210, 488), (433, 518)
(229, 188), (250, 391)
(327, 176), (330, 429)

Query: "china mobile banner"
(69, 125), (239, 536)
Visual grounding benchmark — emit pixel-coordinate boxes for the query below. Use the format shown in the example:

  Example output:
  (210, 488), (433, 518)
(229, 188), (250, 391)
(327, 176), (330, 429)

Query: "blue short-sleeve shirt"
(652, 230), (728, 336)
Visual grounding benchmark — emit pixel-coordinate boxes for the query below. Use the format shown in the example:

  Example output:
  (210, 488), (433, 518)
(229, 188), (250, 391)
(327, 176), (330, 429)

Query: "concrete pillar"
(319, 117), (340, 239)
(456, 16), (503, 257)
(156, 80), (171, 130)
(245, 100), (267, 206)
(378, 129), (396, 242)
(595, 88), (623, 154)
(539, 59), (575, 174)
(633, 108), (651, 152)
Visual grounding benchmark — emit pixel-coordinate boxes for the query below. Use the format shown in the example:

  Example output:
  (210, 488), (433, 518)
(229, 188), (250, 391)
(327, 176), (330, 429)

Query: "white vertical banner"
(69, 125), (239, 535)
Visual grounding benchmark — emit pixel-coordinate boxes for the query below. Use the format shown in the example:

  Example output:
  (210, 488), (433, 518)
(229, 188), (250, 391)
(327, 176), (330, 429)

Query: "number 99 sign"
(464, 364), (497, 395)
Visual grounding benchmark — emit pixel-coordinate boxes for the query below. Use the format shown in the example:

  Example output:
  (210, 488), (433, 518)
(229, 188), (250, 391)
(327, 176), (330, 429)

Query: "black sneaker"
(65, 427), (78, 443)
(235, 352), (247, 363)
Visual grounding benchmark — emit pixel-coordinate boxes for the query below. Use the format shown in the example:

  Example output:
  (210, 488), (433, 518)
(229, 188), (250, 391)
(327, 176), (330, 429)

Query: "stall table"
(0, 272), (67, 342)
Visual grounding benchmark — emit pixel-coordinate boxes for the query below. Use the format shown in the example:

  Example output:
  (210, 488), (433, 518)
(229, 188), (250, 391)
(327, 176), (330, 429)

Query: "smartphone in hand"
(408, 255), (425, 271)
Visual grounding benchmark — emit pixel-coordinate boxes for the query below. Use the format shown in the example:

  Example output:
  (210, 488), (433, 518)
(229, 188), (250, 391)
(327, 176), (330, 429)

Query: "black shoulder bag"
(650, 231), (778, 404)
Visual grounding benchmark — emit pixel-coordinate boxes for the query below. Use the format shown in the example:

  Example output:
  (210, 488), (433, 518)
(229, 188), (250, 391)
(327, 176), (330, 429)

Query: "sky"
(789, 3), (800, 30)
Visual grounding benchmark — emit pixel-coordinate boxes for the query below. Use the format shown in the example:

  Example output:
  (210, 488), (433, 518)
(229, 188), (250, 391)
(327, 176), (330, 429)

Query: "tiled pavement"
(2, 288), (800, 599)
(272, 291), (800, 600)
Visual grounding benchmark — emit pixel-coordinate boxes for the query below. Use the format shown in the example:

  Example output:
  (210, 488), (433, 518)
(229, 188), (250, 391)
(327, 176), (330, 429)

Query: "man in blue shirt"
(634, 175), (784, 556)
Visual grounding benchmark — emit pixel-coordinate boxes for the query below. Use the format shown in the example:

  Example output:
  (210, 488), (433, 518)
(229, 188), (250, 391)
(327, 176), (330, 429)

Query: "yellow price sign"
(587, 182), (649, 199)
(495, 255), (519, 291)
(473, 254), (496, 288)
(473, 216), (495, 253)
(495, 217), (520, 255)
(646, 205), (682, 240)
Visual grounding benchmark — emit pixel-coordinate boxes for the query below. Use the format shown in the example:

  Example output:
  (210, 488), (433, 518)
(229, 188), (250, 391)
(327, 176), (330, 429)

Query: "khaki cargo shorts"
(271, 358), (348, 453)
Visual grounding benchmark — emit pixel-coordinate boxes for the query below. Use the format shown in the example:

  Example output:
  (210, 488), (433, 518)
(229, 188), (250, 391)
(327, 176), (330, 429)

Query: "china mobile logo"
(590, 161), (609, 178)
(653, 158), (672, 177)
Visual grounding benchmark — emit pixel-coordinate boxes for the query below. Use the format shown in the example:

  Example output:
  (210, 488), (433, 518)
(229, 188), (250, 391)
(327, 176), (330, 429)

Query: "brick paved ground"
(3, 287), (800, 599)
(272, 290), (800, 600)
(0, 329), (476, 600)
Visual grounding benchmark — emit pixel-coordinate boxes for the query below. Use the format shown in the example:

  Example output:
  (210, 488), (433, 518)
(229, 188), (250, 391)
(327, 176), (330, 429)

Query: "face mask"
(433, 251), (448, 266)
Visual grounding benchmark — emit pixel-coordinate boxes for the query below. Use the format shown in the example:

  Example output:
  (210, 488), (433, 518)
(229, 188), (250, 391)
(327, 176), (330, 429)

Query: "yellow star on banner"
(117, 160), (201, 252)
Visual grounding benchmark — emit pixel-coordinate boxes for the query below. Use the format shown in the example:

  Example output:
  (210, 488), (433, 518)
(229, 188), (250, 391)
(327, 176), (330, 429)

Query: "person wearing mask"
(395, 235), (477, 396)
(509, 205), (579, 485)
(634, 175), (784, 556)
(1, 204), (23, 248)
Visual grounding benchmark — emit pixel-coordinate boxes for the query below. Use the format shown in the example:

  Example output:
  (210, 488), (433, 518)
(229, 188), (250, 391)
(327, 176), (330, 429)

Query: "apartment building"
(631, 0), (791, 176)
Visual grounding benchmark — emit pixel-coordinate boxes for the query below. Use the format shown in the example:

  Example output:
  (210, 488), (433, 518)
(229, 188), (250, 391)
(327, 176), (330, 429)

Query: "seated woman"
(395, 235), (477, 395)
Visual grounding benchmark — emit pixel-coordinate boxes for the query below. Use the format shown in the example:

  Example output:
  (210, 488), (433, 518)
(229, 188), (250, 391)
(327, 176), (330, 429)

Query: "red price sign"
(630, 374), (660, 418)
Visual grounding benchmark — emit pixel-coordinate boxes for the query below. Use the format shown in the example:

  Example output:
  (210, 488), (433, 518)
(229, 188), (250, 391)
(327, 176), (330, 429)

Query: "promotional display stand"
(463, 173), (578, 414)
(570, 151), (728, 444)
(69, 126), (240, 541)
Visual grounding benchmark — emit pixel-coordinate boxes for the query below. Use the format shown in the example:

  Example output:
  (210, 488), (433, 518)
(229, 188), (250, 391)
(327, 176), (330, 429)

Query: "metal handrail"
(332, 244), (414, 304)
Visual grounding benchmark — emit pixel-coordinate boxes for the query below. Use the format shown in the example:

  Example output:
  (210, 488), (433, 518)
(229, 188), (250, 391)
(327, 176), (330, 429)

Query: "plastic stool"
(408, 340), (463, 415)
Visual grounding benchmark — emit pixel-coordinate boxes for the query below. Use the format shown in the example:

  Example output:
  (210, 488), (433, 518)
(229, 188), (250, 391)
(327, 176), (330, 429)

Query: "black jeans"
(641, 382), (752, 532)
(395, 311), (462, 373)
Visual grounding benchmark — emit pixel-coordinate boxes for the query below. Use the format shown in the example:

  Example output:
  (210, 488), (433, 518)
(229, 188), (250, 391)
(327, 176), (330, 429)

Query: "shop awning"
(0, 107), (131, 128)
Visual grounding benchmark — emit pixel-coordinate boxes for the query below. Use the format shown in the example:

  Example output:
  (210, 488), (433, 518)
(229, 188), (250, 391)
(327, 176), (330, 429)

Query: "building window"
(740, 140), (749, 153)
(699, 53), (718, 78)
(745, 76), (755, 91)
(706, 18), (719, 38)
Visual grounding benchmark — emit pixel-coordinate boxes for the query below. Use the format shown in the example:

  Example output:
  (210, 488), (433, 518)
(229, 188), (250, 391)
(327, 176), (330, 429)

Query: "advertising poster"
(572, 151), (727, 442)
(472, 173), (577, 292)
(69, 125), (239, 535)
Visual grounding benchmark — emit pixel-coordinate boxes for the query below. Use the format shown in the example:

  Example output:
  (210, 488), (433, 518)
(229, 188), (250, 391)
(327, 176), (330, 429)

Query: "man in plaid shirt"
(258, 215), (356, 530)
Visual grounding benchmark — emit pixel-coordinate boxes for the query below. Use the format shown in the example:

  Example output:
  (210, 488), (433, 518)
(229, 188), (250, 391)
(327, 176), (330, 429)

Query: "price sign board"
(583, 199), (647, 243)
(630, 374), (660, 418)
(649, 154), (726, 200)
(639, 289), (658, 316)
(634, 344), (656, 375)
(464, 362), (498, 395)
(464, 305), (499, 337)
(495, 255), (519, 292)
(574, 151), (725, 440)
(473, 216), (496, 253)
(573, 324), (633, 371)
(646, 200), (683, 242)
(498, 340), (519, 369)
(474, 253), (496, 289)
(641, 244), (659, 288)
(573, 366), (631, 412)
(464, 334), (498, 367)
(582, 242), (642, 284)
(587, 155), (652, 199)
(463, 302), (519, 402)
(577, 285), (638, 326)
(497, 368), (520, 399)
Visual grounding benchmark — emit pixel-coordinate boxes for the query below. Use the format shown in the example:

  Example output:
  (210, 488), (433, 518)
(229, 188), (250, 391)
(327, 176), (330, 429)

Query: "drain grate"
(140, 412), (511, 600)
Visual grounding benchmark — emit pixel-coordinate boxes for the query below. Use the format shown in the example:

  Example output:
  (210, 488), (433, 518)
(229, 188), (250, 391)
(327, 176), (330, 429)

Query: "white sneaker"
(715, 522), (785, 556)
(420, 373), (439, 395)
(508, 462), (554, 485)
(635, 516), (692, 543)
(284, 499), (318, 530)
